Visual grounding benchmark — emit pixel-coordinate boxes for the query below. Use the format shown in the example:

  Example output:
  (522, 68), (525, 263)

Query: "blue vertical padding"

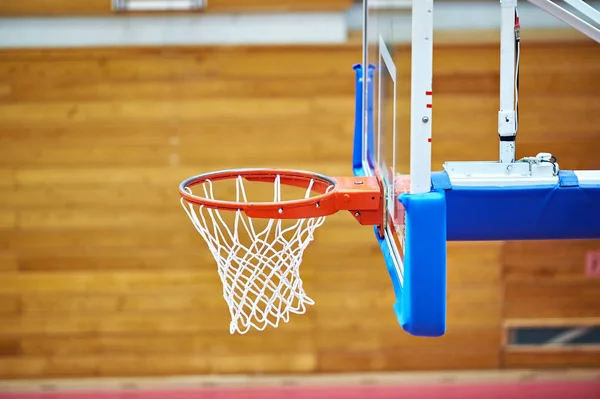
(352, 64), (375, 177)
(352, 64), (448, 337)
(398, 191), (447, 337)
(352, 65), (365, 176)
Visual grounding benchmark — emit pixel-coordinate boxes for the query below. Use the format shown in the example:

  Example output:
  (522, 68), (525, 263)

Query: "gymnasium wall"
(2, 1), (597, 48)
(0, 36), (599, 378)
(498, 41), (600, 367)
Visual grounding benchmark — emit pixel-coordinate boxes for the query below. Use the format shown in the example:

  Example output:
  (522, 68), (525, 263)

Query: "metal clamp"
(517, 152), (559, 176)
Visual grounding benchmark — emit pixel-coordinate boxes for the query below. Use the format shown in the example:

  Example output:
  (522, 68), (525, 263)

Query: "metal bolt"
(354, 212), (360, 217)
(354, 181), (364, 185)
(422, 116), (429, 123)
(507, 164), (513, 172)
(278, 208), (283, 214)
(315, 202), (320, 209)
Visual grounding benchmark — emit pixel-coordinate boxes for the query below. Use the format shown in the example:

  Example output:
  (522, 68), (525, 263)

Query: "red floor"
(2, 381), (599, 399)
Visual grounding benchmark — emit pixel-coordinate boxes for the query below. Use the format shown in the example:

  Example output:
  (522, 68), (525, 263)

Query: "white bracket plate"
(443, 159), (559, 187)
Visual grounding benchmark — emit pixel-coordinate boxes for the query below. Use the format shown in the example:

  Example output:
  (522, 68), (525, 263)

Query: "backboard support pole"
(410, 0), (434, 194)
(498, 0), (518, 163)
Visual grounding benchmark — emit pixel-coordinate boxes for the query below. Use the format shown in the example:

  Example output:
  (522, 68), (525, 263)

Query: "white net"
(181, 175), (331, 334)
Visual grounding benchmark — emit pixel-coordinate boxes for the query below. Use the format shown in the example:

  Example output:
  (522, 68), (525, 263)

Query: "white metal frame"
(409, 0), (434, 194)
(392, 0), (599, 177)
(361, 0), (434, 194)
(449, 0), (600, 179)
(361, 1), (405, 284)
(445, 162), (600, 187)
(526, 0), (600, 42)
(364, 0), (600, 188)
(377, 34), (404, 284)
(444, 159), (559, 187)
(495, 0), (599, 167)
(498, 0), (518, 164)
(377, 34), (398, 224)
(564, 0), (600, 24)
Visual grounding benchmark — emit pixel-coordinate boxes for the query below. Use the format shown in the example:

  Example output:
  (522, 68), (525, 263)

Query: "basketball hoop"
(179, 168), (383, 334)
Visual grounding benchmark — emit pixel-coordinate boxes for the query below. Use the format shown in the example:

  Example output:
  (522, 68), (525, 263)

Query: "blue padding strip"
(352, 64), (365, 177)
(430, 169), (600, 240)
(351, 64), (375, 177)
(559, 170), (579, 187)
(398, 191), (447, 337)
(444, 184), (600, 241)
(431, 171), (452, 191)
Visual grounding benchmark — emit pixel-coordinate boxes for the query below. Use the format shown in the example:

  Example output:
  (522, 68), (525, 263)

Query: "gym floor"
(2, 371), (600, 399)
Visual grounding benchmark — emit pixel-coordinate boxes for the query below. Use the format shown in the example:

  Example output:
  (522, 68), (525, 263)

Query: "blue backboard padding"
(398, 191), (447, 337)
(558, 170), (579, 187)
(431, 171), (600, 241)
(352, 64), (364, 176)
(352, 64), (375, 177)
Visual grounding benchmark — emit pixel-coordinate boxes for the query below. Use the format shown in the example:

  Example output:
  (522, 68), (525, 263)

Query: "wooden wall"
(498, 41), (600, 368)
(0, 40), (598, 379)
(0, 0), (352, 16)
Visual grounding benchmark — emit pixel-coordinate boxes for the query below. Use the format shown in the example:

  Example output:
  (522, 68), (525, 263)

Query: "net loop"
(180, 173), (332, 334)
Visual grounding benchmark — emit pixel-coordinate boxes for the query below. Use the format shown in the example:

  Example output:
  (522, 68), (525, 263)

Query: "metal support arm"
(498, 0), (518, 163)
(527, 0), (600, 43)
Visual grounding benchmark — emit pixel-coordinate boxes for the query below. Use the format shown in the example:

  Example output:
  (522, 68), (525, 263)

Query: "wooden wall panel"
(207, 0), (353, 12)
(504, 240), (600, 319)
(0, 0), (110, 16)
(0, 0), (351, 16)
(0, 41), (598, 378)
(498, 42), (600, 369)
(501, 239), (600, 368)
(503, 351), (600, 369)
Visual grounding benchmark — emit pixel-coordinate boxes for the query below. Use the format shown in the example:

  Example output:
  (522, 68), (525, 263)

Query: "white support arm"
(527, 0), (600, 43)
(498, 0), (518, 163)
(564, 0), (600, 25)
(409, 0), (434, 194)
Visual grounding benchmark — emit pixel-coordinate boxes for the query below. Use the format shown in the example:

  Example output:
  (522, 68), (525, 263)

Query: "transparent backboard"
(359, 0), (443, 337)
(362, 2), (407, 277)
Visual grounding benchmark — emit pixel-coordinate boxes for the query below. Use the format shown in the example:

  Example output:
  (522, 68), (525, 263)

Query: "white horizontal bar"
(369, 0), (413, 10)
(575, 170), (600, 185)
(446, 173), (559, 188)
(0, 14), (347, 48)
(442, 161), (600, 187)
(444, 160), (555, 187)
(114, 0), (206, 12)
(527, 0), (600, 42)
(563, 0), (600, 24)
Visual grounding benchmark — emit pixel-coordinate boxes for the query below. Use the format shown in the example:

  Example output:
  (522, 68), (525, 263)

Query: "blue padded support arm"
(432, 170), (600, 241)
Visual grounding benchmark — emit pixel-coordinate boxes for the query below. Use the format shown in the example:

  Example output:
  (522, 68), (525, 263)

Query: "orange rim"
(179, 169), (341, 219)
(179, 168), (384, 222)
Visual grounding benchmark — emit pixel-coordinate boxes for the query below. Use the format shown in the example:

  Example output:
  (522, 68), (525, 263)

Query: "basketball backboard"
(355, 0), (445, 337)
(360, 2), (407, 289)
